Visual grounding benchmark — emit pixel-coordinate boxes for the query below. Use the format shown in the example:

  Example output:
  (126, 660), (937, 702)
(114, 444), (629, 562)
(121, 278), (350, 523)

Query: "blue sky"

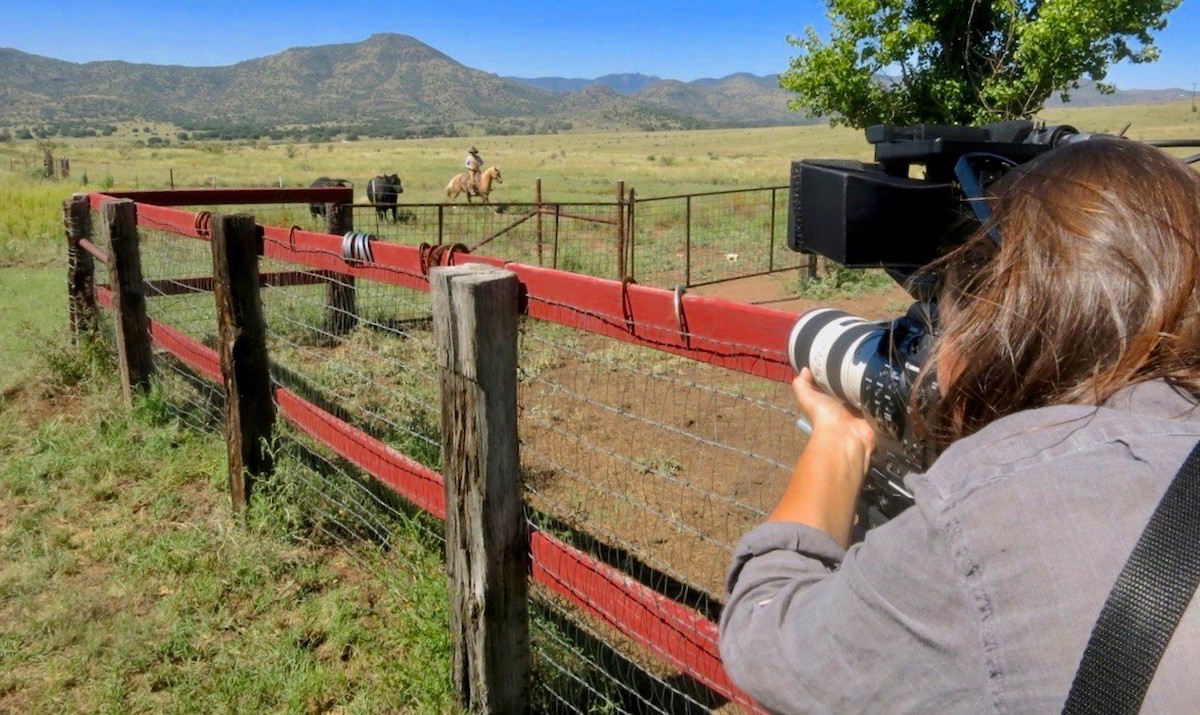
(2, 1), (1196, 89)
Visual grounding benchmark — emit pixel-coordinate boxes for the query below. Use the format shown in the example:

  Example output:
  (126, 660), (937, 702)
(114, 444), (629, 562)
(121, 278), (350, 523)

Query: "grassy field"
(3, 100), (1196, 267)
(1, 104), (1198, 712)
(0, 267), (457, 713)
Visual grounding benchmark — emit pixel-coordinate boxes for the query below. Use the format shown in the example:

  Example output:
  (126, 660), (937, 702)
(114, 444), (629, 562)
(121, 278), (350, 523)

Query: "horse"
(446, 166), (502, 204)
(308, 176), (350, 218)
(367, 174), (404, 222)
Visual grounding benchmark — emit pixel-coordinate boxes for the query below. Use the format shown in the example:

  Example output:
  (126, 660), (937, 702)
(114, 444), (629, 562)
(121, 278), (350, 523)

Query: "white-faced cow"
(366, 174), (404, 222)
(309, 177), (350, 219)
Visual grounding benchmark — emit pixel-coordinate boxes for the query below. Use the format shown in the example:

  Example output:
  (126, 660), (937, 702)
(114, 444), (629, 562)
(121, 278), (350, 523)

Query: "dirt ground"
(517, 270), (916, 599)
(690, 271), (914, 319)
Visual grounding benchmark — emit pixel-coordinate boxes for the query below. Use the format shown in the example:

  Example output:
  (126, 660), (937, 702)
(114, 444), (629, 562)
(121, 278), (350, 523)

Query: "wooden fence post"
(553, 205), (560, 270)
(685, 195), (693, 287)
(325, 201), (358, 337)
(769, 187), (777, 274)
(432, 264), (529, 714)
(535, 177), (544, 266)
(104, 199), (154, 406)
(627, 187), (636, 281)
(616, 180), (626, 279)
(211, 213), (275, 515)
(64, 193), (98, 343)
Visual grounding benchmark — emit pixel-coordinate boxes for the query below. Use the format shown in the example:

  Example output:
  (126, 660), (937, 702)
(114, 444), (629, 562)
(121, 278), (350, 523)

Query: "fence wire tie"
(417, 242), (434, 276)
(620, 276), (637, 334)
(193, 211), (212, 238)
(673, 284), (690, 346)
(420, 242), (469, 272)
(429, 244), (448, 270)
(287, 225), (301, 252)
(341, 231), (375, 266)
(446, 242), (470, 265)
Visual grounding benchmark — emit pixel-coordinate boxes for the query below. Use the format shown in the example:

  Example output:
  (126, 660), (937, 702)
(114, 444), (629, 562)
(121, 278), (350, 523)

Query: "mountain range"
(0, 33), (1190, 137)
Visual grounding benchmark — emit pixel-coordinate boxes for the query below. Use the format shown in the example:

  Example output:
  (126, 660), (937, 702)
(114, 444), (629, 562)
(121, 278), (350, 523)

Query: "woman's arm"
(719, 510), (985, 713)
(718, 371), (984, 712)
(769, 368), (875, 547)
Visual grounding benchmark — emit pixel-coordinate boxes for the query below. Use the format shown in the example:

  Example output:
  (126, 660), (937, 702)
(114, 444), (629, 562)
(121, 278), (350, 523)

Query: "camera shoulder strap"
(1063, 439), (1200, 714)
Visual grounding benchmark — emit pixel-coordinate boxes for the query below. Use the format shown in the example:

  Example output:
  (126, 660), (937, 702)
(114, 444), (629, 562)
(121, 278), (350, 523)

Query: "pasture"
(2, 102), (1199, 712)
(3, 100), (1197, 270)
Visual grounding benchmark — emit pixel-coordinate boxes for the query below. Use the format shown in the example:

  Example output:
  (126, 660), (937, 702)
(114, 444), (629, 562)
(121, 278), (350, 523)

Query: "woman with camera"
(720, 138), (1200, 713)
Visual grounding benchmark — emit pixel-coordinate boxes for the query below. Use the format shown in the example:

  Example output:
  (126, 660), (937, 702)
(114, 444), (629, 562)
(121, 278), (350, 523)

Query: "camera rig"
(784, 121), (1200, 528)
(785, 120), (1200, 292)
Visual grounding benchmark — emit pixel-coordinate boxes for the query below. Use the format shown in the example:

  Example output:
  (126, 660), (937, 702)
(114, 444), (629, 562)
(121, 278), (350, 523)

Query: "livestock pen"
(65, 186), (817, 713)
(204, 177), (814, 292)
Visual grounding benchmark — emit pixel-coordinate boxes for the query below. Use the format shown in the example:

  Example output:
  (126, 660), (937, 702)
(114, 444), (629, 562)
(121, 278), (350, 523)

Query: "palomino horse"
(446, 166), (502, 204)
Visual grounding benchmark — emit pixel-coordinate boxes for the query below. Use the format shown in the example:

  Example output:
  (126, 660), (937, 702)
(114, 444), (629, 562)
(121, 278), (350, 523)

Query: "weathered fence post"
(685, 195), (693, 287)
(552, 205), (561, 270)
(535, 177), (544, 266)
(104, 199), (154, 406)
(325, 201), (358, 337)
(64, 194), (98, 343)
(769, 188), (777, 273)
(211, 213), (275, 515)
(627, 187), (636, 281)
(432, 264), (529, 714)
(616, 180), (627, 279)
(437, 203), (445, 246)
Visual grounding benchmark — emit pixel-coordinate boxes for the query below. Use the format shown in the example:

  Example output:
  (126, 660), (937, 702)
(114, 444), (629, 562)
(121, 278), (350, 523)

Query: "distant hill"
(0, 34), (552, 126)
(1043, 79), (1191, 107)
(507, 71), (809, 127)
(506, 73), (661, 94)
(635, 73), (812, 126)
(0, 35), (1189, 140)
(0, 37), (805, 135)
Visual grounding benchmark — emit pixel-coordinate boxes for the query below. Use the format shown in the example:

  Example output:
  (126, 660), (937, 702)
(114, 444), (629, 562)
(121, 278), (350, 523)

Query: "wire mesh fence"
(349, 202), (627, 281)
(517, 310), (796, 600)
(79, 188), (813, 712)
(104, 183), (814, 294)
(631, 187), (811, 289)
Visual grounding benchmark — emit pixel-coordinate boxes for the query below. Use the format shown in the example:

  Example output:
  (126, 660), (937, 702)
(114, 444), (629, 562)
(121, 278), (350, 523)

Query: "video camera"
(784, 120), (1117, 527)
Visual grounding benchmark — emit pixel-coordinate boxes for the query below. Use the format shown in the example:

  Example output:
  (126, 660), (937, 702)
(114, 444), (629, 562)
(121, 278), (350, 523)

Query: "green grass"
(0, 266), (72, 392)
(794, 262), (897, 299)
(0, 267), (456, 713)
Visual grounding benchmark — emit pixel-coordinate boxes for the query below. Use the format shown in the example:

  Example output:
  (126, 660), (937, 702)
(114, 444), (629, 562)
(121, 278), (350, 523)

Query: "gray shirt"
(720, 380), (1200, 714)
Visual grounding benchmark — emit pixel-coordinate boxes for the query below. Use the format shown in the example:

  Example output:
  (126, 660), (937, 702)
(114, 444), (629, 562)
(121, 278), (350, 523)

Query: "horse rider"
(464, 147), (483, 193)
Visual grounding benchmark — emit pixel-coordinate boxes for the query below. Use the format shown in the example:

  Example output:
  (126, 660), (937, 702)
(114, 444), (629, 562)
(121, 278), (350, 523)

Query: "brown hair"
(916, 139), (1200, 447)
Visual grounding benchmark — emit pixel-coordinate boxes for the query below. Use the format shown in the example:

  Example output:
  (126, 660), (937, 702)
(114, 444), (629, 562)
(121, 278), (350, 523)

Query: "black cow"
(309, 176), (350, 219)
(366, 174), (404, 222)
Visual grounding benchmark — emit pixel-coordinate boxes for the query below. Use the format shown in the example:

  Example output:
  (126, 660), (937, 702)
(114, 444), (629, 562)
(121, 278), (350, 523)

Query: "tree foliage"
(781, 0), (1183, 127)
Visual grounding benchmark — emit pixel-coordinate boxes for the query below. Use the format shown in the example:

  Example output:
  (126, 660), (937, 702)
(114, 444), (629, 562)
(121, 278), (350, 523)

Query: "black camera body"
(787, 121), (1090, 290)
(785, 120), (1098, 526)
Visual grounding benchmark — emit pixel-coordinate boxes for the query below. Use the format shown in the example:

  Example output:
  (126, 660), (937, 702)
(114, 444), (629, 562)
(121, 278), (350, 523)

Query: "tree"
(781, 0), (1183, 127)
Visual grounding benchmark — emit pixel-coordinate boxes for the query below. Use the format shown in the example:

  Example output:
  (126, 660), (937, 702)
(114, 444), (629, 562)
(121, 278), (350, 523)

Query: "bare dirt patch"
(690, 271), (914, 319)
(517, 272), (918, 599)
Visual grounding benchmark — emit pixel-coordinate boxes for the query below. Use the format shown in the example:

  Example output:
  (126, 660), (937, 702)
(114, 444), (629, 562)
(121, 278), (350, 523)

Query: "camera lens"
(787, 307), (927, 442)
(787, 308), (885, 407)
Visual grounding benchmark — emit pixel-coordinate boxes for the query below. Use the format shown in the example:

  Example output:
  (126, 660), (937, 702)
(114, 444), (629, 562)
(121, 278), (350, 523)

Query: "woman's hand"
(792, 368), (876, 453)
(767, 368), (877, 548)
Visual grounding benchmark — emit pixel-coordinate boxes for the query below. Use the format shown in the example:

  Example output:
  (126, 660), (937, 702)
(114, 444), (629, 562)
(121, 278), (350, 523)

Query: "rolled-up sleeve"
(719, 502), (988, 714)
